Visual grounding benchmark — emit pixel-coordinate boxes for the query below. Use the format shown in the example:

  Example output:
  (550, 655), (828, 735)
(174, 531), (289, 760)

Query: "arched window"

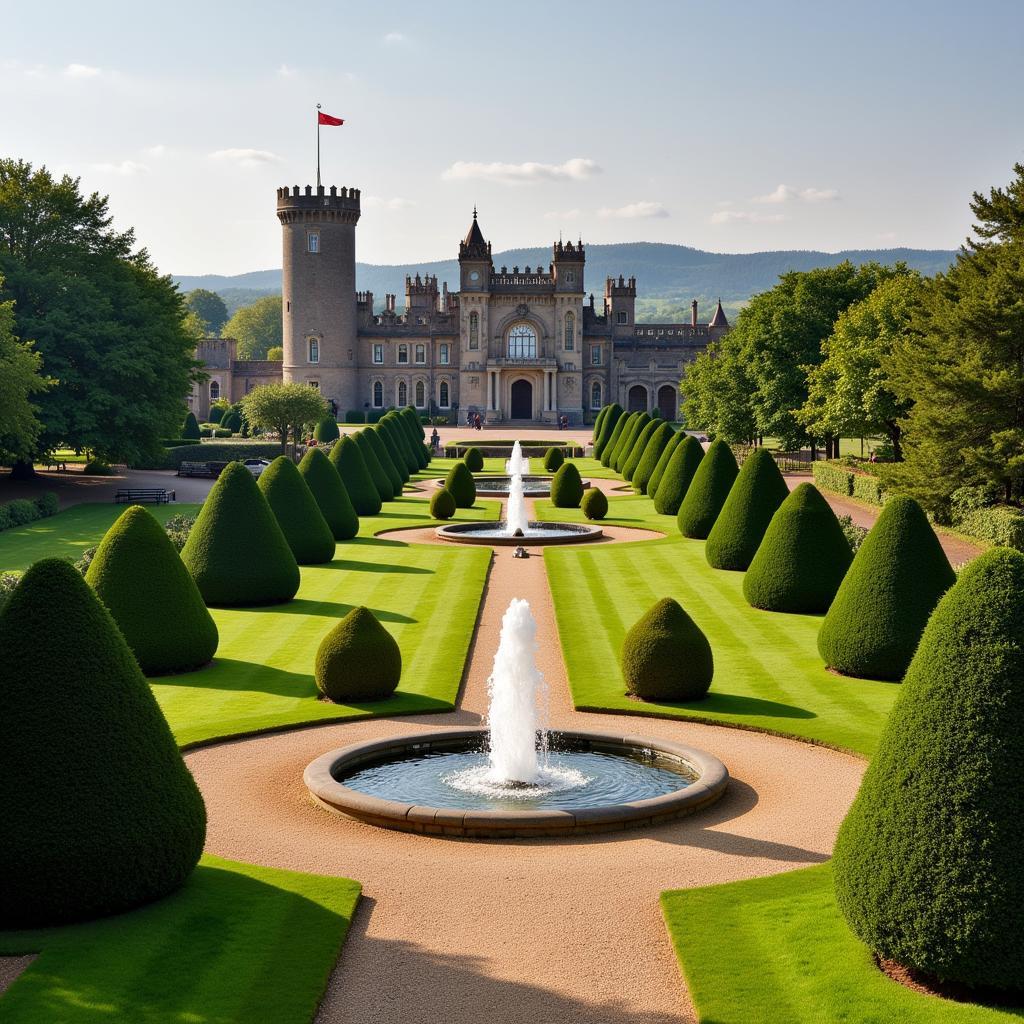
(415, 380), (425, 408)
(507, 323), (537, 359)
(590, 380), (601, 410)
(209, 380), (220, 401)
(439, 380), (450, 408)
(469, 311), (479, 350)
(372, 381), (383, 408)
(397, 380), (408, 407)
(565, 312), (575, 351)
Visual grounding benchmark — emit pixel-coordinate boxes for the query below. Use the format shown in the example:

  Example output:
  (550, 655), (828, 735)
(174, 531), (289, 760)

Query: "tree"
(184, 288), (228, 335)
(0, 282), (49, 462)
(0, 159), (200, 467)
(240, 382), (326, 454)
(266, 345), (284, 361)
(222, 295), (283, 359)
(682, 341), (756, 443)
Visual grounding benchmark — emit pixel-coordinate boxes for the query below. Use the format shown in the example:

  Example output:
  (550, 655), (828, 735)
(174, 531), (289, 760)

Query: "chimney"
(691, 299), (698, 327)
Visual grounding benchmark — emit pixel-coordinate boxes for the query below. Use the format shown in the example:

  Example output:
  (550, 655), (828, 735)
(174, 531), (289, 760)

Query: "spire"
(709, 298), (729, 328)
(460, 208), (490, 261)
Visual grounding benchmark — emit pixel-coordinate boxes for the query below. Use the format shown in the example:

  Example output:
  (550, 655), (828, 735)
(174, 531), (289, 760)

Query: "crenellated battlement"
(276, 184), (361, 224)
(553, 238), (585, 261)
(605, 274), (637, 297)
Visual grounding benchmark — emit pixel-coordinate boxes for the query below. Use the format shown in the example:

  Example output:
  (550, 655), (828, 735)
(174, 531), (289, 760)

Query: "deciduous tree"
(240, 382), (326, 454)
(222, 295), (282, 359)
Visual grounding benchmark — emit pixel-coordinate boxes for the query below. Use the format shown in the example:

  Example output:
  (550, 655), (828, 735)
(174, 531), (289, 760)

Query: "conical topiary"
(742, 483), (852, 613)
(647, 428), (686, 501)
(445, 461), (477, 508)
(677, 439), (738, 538)
(0, 559), (206, 926)
(313, 416), (340, 443)
(595, 404), (623, 459)
(299, 447), (359, 541)
(182, 411), (201, 440)
(623, 420), (659, 481)
(329, 434), (382, 516)
(315, 605), (402, 702)
(818, 495), (955, 680)
(399, 408), (428, 467)
(581, 487), (608, 520)
(464, 446), (484, 472)
(366, 425), (405, 495)
(591, 406), (609, 451)
(608, 412), (639, 471)
(632, 422), (673, 495)
(600, 411), (631, 467)
(181, 461), (300, 606)
(375, 419), (410, 482)
(615, 413), (649, 473)
(543, 446), (564, 472)
(430, 487), (456, 520)
(352, 428), (394, 502)
(221, 411), (242, 434)
(382, 413), (418, 474)
(258, 456), (336, 564)
(704, 448), (790, 570)
(653, 435), (704, 515)
(832, 548), (1024, 990)
(621, 597), (714, 702)
(550, 462), (584, 508)
(86, 506), (218, 675)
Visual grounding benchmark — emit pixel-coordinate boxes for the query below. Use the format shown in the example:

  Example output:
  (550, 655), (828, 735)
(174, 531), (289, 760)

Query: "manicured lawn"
(411, 456), (541, 479)
(0, 855), (361, 1024)
(542, 496), (897, 756)
(662, 865), (1024, 1024)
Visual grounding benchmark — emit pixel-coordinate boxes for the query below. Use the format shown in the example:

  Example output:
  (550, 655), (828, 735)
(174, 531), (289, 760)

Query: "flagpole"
(316, 103), (322, 188)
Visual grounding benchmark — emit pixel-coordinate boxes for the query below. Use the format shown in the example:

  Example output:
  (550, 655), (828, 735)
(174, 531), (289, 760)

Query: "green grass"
(411, 457), (542, 479)
(542, 495), (897, 756)
(661, 865), (1023, 1023)
(0, 855), (361, 1024)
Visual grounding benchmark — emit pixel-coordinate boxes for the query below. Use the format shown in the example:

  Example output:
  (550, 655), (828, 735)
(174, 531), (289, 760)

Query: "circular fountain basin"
(435, 521), (603, 546)
(304, 728), (728, 838)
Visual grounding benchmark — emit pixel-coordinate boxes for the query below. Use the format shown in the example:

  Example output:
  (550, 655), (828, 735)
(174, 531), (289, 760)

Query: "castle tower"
(277, 184), (361, 414)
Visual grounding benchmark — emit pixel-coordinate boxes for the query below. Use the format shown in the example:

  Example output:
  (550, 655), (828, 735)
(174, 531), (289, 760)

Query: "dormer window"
(307, 232), (320, 253)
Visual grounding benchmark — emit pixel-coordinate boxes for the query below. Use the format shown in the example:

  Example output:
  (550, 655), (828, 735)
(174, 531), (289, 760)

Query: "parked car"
(243, 458), (271, 478)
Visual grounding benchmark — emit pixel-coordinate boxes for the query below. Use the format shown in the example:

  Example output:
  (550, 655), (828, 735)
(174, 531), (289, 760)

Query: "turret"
(709, 298), (729, 330)
(458, 208), (492, 292)
(604, 274), (636, 337)
(552, 237), (585, 292)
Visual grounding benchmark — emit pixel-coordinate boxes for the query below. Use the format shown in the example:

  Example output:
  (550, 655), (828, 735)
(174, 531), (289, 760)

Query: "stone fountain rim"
(303, 727), (729, 838)
(429, 475), (591, 498)
(434, 521), (603, 546)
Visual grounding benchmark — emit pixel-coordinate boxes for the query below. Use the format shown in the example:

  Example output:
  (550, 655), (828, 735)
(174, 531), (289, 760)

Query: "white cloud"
(209, 148), (283, 167)
(364, 196), (415, 210)
(64, 63), (102, 78)
(710, 210), (786, 224)
(754, 183), (839, 203)
(383, 31), (409, 45)
(543, 209), (582, 221)
(442, 157), (600, 185)
(597, 201), (669, 220)
(93, 160), (148, 176)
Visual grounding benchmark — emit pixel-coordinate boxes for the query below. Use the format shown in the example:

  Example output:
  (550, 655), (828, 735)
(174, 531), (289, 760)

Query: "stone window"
(564, 312), (575, 351)
(308, 337), (319, 363)
(566, 270), (575, 284)
(209, 380), (220, 402)
(398, 344), (409, 364)
(591, 344), (601, 366)
(617, 311), (628, 325)
(415, 380), (426, 408)
(469, 311), (479, 350)
(373, 380), (383, 407)
(307, 380), (320, 390)
(439, 343), (450, 365)
(372, 344), (383, 364)
(397, 380), (408, 406)
(307, 232), (320, 253)
(507, 322), (537, 359)
(415, 344), (425, 364)
(590, 380), (602, 409)
(439, 380), (450, 407)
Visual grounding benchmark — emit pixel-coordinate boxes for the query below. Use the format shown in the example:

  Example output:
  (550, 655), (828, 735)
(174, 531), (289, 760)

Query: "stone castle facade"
(189, 185), (729, 424)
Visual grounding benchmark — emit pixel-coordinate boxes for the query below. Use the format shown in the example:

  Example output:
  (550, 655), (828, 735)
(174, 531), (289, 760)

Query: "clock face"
(469, 271), (480, 282)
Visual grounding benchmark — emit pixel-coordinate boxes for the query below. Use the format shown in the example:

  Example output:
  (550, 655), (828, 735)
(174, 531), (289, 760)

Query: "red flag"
(318, 111), (344, 126)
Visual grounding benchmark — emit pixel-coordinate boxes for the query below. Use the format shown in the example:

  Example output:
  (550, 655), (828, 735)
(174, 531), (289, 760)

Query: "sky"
(3, 0), (1023, 276)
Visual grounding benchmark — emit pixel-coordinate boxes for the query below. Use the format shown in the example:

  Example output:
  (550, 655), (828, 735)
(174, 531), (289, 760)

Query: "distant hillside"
(175, 242), (957, 320)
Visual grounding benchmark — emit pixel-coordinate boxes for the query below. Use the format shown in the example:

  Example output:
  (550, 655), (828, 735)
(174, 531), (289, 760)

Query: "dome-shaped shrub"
(430, 487), (456, 520)
(0, 559), (206, 926)
(632, 422), (673, 494)
(832, 547), (1024, 990)
(382, 413), (419, 474)
(581, 487), (608, 520)
(551, 462), (584, 508)
(742, 483), (852, 613)
(704, 448), (790, 570)
(623, 420), (659, 481)
(600, 411), (632, 467)
(464, 446), (484, 472)
(208, 405), (225, 425)
(366, 425), (405, 495)
(615, 413), (650, 473)
(445, 462), (477, 508)
(86, 506), (218, 675)
(543, 446), (564, 472)
(594, 404), (623, 459)
(221, 411), (242, 433)
(621, 597), (713, 701)
(182, 411), (201, 440)
(329, 434), (382, 516)
(818, 495), (955, 680)
(315, 605), (402, 702)
(181, 461), (300, 606)
(653, 435), (704, 515)
(352, 428), (394, 502)
(313, 416), (340, 443)
(298, 447), (359, 541)
(647, 429), (686, 501)
(677, 439), (738, 538)
(376, 418), (411, 481)
(258, 456), (336, 564)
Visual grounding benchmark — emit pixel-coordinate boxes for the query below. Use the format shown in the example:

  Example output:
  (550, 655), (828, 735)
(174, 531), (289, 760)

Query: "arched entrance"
(658, 384), (677, 422)
(510, 379), (533, 419)
(627, 385), (647, 413)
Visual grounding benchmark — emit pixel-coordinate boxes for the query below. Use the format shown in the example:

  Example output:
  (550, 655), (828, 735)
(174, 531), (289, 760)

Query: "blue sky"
(3, 0), (1022, 275)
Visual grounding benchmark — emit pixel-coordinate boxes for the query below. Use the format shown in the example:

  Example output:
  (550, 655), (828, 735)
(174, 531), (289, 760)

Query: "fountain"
(304, 599), (729, 838)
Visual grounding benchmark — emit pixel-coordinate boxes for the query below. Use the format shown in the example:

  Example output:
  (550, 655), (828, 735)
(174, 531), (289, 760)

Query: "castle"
(189, 185), (730, 424)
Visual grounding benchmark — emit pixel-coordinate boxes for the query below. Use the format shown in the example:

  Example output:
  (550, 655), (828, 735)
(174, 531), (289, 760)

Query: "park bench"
(114, 488), (175, 505)
(177, 461), (213, 478)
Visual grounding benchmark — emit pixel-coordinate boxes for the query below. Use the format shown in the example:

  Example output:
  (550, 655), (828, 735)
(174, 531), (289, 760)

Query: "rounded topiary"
(182, 411), (201, 440)
(430, 487), (456, 520)
(208, 405), (225, 425)
(352, 428), (394, 502)
(623, 420), (659, 481)
(647, 429), (686, 501)
(329, 434), (382, 516)
(581, 487), (608, 520)
(832, 547), (1024, 990)
(543, 446), (564, 472)
(445, 462), (477, 508)
(677, 439), (738, 538)
(298, 447), (359, 541)
(258, 456), (336, 564)
(86, 506), (218, 675)
(464, 446), (484, 472)
(221, 411), (242, 434)
(818, 495), (955, 680)
(632, 422), (673, 495)
(600, 411), (632, 467)
(365, 425), (405, 495)
(550, 462), (584, 508)
(594, 404), (623, 459)
(615, 413), (650, 473)
(83, 459), (113, 475)
(315, 605), (402, 702)
(376, 419), (411, 481)
(621, 597), (713, 702)
(742, 483), (852, 613)
(181, 461), (300, 606)
(313, 416), (340, 443)
(704, 448), (790, 571)
(653, 435), (704, 515)
(0, 559), (206, 926)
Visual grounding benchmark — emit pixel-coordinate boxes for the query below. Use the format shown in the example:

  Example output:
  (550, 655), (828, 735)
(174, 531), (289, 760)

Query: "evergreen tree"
(550, 462), (584, 508)
(315, 606), (402, 703)
(0, 283), (48, 463)
(352, 428), (394, 502)
(615, 412), (650, 473)
(445, 462), (477, 508)
(365, 425), (405, 494)
(594, 404), (624, 459)
(600, 411), (632, 468)
(623, 419), (659, 481)
(647, 428), (686, 501)
(653, 435), (704, 516)
(633, 422), (673, 494)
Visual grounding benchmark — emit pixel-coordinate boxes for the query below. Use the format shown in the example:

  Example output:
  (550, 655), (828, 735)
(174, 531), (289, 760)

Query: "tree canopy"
(184, 288), (228, 335)
(222, 295), (283, 359)
(0, 280), (49, 462)
(240, 382), (326, 453)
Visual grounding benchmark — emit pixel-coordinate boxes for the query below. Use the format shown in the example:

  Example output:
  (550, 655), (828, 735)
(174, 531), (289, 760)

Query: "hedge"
(954, 504), (1024, 550)
(621, 597), (713, 702)
(811, 461), (854, 496)
(677, 439), (737, 538)
(445, 462), (477, 508)
(551, 462), (585, 508)
(832, 548), (1024, 989)
(258, 456), (337, 564)
(329, 435), (382, 516)
(632, 422), (673, 495)
(314, 605), (402, 703)
(581, 487), (608, 520)
(160, 438), (201, 448)
(159, 442), (288, 469)
(0, 558), (206, 926)
(0, 492), (58, 533)
(298, 447), (359, 541)
(352, 428), (395, 502)
(851, 472), (886, 506)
